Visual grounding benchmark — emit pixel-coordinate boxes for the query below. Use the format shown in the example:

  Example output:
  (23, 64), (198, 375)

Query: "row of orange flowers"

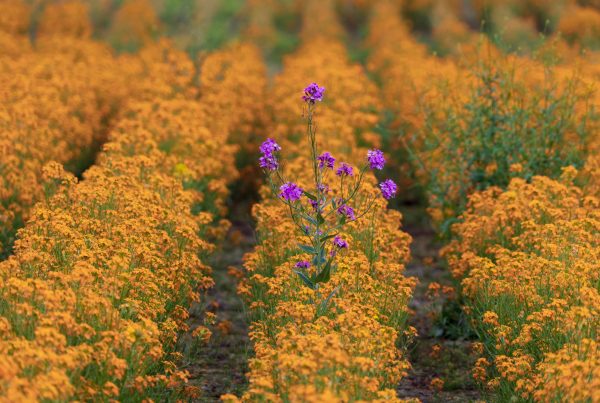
(0, 0), (159, 48)
(443, 165), (599, 402)
(0, 0), (266, 245)
(0, 19), (268, 399)
(0, 2), (132, 258)
(366, 1), (599, 400)
(367, 0), (598, 231)
(224, 1), (417, 401)
(0, 41), (209, 401)
(342, 0), (600, 53)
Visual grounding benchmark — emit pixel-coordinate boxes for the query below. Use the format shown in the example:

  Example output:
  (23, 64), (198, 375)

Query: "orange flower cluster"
(365, 0), (469, 193)
(558, 5), (600, 49)
(37, 0), (93, 39)
(0, 37), (267, 400)
(299, 0), (345, 42)
(366, 0), (432, 119)
(443, 168), (600, 401)
(429, 4), (476, 56)
(0, 0), (30, 36)
(467, 0), (600, 50)
(232, 1), (417, 401)
(108, 0), (161, 51)
(0, 5), (130, 257)
(583, 155), (600, 198)
(426, 54), (596, 227)
(366, 2), (599, 400)
(0, 45), (210, 401)
(368, 1), (598, 229)
(243, 0), (298, 57)
(199, 42), (269, 194)
(200, 43), (268, 147)
(393, 0), (597, 51)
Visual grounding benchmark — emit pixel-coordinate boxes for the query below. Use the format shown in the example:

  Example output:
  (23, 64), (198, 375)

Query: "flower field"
(0, 0), (598, 402)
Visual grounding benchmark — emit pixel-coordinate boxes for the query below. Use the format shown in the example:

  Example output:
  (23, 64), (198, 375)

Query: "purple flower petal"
(380, 179), (398, 200)
(367, 149), (385, 170)
(295, 260), (311, 269)
(337, 204), (356, 221)
(336, 162), (354, 177)
(279, 182), (303, 202)
(333, 235), (348, 249)
(303, 82), (325, 103)
(318, 152), (335, 169)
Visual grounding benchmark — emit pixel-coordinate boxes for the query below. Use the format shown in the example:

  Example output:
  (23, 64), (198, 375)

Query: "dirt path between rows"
(183, 201), (256, 401)
(397, 207), (482, 402)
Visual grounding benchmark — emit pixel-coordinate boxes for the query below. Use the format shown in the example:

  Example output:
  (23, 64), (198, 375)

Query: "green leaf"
(440, 217), (460, 237)
(319, 233), (337, 246)
(317, 213), (325, 225)
(304, 191), (317, 201)
(312, 255), (325, 266)
(298, 244), (316, 254)
(314, 259), (333, 284)
(294, 270), (316, 290)
(317, 285), (341, 316)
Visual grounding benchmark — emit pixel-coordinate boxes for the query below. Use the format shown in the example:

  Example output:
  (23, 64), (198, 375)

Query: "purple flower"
(309, 199), (320, 210)
(333, 235), (348, 249)
(318, 152), (335, 169)
(260, 138), (281, 155)
(303, 82), (325, 103)
(259, 138), (281, 171)
(279, 182), (303, 202)
(337, 204), (356, 221)
(318, 183), (329, 193)
(380, 179), (398, 199)
(259, 154), (278, 171)
(295, 260), (311, 269)
(367, 149), (385, 170)
(336, 162), (354, 177)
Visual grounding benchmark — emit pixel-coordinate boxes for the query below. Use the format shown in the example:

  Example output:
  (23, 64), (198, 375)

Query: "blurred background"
(4, 0), (599, 59)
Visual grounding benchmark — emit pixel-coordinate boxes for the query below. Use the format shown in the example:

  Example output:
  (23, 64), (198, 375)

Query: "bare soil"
(397, 207), (482, 403)
(183, 206), (256, 401)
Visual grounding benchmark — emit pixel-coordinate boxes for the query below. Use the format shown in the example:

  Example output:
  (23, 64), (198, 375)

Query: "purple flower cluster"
(259, 138), (281, 171)
(295, 261), (311, 269)
(336, 162), (354, 177)
(303, 82), (325, 103)
(280, 182), (303, 202)
(337, 204), (356, 221)
(318, 152), (335, 169)
(260, 138), (281, 155)
(259, 154), (278, 171)
(333, 235), (348, 249)
(367, 149), (385, 170)
(380, 179), (398, 200)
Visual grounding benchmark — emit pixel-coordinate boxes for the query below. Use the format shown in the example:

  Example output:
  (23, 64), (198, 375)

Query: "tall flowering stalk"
(259, 83), (398, 311)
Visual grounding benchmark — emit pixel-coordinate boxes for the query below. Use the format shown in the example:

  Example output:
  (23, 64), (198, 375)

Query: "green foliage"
(401, 1), (432, 33)
(201, 0), (244, 51)
(161, 0), (196, 29)
(416, 58), (596, 235)
(268, 6), (300, 63)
